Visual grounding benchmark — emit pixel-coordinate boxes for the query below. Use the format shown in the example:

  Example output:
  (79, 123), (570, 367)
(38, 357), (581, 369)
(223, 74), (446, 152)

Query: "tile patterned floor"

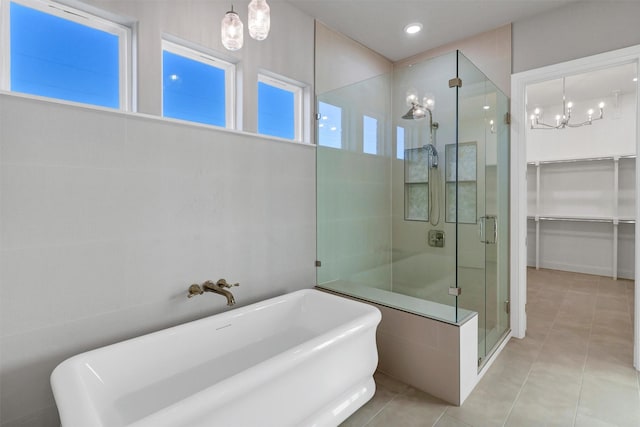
(341, 268), (639, 427)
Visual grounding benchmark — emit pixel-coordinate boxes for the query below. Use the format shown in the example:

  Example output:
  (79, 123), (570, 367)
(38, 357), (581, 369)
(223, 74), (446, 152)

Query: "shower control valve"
(428, 230), (445, 248)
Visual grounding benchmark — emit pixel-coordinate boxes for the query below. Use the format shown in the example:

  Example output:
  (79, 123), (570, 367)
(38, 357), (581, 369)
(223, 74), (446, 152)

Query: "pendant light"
(221, 5), (243, 51)
(248, 0), (270, 40)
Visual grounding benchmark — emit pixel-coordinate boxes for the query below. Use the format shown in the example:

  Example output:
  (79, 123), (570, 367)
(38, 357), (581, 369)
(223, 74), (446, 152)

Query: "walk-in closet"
(526, 63), (637, 280)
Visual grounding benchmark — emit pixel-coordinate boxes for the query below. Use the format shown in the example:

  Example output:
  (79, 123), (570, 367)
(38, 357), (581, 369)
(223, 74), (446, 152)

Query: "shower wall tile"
(124, 117), (206, 171)
(1, 164), (127, 249)
(0, 95), (126, 169)
(1, 241), (127, 337)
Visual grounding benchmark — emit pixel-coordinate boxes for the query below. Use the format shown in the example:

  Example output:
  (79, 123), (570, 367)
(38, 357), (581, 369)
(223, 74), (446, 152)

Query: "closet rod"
(526, 154), (636, 165)
(528, 216), (636, 224)
(528, 216), (612, 223)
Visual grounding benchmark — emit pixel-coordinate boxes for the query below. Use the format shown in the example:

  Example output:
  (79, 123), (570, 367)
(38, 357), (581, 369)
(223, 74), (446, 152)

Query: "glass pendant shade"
(221, 8), (243, 51)
(248, 0), (270, 40)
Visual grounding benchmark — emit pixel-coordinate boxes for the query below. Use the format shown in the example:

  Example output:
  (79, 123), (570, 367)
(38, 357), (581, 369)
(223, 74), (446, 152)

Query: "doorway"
(511, 45), (640, 368)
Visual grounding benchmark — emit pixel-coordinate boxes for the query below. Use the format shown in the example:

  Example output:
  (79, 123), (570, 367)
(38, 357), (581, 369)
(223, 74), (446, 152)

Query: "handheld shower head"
(425, 144), (438, 168)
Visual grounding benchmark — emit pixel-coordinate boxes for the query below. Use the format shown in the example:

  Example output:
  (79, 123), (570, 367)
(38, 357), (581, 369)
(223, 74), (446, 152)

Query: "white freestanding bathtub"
(51, 289), (381, 427)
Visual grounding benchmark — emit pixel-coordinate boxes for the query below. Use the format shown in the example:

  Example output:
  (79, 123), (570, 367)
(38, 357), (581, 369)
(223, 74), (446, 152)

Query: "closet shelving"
(527, 154), (636, 280)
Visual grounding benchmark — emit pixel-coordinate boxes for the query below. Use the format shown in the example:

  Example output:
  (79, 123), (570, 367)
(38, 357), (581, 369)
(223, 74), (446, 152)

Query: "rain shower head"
(402, 104), (425, 120)
(402, 103), (437, 130)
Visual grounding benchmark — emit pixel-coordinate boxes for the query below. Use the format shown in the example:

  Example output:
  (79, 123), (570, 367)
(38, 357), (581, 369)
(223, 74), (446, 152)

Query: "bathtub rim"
(51, 288), (382, 427)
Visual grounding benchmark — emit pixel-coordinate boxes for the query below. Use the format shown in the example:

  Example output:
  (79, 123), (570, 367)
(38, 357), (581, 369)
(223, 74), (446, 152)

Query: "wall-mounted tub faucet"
(187, 279), (239, 306)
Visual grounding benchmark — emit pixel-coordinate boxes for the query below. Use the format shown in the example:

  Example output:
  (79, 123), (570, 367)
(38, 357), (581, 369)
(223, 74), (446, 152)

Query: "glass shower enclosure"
(316, 51), (510, 365)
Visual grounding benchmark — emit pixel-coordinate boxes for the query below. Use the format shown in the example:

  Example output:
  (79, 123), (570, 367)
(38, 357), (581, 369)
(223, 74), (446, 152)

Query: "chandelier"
(530, 77), (604, 130)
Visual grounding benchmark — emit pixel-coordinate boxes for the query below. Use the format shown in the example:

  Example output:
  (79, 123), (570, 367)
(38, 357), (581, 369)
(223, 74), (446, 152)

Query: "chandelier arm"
(532, 121), (561, 129)
(566, 121), (593, 128)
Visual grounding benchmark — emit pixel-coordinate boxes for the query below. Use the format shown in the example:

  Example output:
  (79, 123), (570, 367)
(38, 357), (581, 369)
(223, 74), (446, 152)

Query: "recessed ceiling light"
(404, 23), (422, 35)
(483, 105), (491, 110)
(634, 77), (638, 82)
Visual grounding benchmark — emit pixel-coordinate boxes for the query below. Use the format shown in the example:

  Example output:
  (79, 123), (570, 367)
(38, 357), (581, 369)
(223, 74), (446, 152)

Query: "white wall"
(0, 1), (316, 426)
(315, 21), (392, 94)
(512, 1), (640, 73)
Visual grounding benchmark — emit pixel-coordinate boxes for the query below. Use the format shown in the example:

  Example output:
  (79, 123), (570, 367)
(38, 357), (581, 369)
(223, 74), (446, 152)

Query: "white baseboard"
(526, 261), (634, 280)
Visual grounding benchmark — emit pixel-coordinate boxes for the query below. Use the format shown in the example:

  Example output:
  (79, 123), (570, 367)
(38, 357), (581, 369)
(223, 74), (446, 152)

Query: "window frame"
(257, 71), (305, 142)
(0, 0), (133, 110)
(161, 37), (236, 129)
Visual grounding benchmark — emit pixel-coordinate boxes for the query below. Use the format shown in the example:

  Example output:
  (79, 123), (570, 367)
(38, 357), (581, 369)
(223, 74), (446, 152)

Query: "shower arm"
(409, 102), (439, 146)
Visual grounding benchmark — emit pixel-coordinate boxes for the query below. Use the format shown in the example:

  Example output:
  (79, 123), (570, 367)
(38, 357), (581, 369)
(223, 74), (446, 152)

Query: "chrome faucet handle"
(187, 284), (204, 298)
(216, 279), (239, 288)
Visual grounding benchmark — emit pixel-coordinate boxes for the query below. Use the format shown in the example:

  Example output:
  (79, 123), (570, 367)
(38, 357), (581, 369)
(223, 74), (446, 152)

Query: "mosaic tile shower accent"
(404, 147), (430, 221)
(445, 142), (477, 223)
(406, 183), (429, 221)
(405, 147), (429, 183)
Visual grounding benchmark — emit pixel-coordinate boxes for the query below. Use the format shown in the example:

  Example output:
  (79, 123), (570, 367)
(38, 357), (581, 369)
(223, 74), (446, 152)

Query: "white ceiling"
(286, 0), (580, 62)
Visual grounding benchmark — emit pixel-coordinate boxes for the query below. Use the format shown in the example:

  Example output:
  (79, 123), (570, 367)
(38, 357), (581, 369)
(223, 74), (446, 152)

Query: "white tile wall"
(0, 93), (316, 427)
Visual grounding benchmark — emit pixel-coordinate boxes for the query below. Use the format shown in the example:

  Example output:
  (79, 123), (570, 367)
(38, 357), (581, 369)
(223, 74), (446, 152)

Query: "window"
(396, 127), (405, 159)
(317, 101), (342, 148)
(2, 0), (131, 109)
(162, 39), (235, 128)
(257, 73), (303, 141)
(363, 115), (378, 155)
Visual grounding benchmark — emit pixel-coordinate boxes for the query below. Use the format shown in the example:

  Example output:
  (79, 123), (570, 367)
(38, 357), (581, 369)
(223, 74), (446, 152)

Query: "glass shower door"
(456, 52), (510, 365)
(481, 78), (510, 363)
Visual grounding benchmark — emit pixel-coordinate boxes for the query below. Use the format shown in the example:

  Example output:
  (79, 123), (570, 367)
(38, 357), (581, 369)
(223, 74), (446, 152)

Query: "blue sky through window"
(258, 82), (295, 140)
(397, 126), (405, 159)
(162, 50), (226, 127)
(363, 115), (377, 154)
(10, 2), (120, 108)
(318, 102), (342, 148)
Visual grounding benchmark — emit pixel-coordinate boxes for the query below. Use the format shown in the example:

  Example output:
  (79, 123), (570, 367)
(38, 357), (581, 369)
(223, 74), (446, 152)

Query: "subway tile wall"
(0, 93), (316, 426)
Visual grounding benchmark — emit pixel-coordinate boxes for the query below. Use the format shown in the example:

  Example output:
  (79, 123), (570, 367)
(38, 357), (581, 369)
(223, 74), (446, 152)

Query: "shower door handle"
(488, 215), (497, 244)
(479, 216), (497, 244)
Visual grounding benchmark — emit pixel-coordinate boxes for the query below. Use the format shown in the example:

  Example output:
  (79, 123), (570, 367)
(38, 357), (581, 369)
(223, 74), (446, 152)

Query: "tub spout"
(202, 279), (239, 306)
